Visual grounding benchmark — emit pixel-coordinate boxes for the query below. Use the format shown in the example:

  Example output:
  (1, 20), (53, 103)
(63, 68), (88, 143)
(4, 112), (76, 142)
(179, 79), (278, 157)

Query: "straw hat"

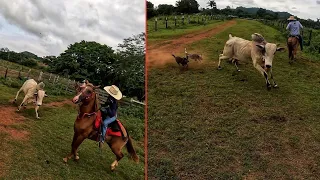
(103, 85), (122, 100)
(287, 16), (296, 21)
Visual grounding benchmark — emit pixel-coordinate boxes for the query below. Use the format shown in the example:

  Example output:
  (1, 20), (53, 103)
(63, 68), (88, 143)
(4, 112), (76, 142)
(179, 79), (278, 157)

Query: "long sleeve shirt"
(101, 96), (118, 118)
(286, 21), (303, 36)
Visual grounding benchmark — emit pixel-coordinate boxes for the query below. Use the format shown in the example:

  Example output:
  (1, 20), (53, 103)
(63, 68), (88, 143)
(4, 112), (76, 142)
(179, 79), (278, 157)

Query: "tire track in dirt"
(147, 20), (237, 67)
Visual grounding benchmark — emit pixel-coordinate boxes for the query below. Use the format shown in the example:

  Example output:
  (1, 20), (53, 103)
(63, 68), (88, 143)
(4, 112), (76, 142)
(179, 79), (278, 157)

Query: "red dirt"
(0, 106), (29, 140)
(147, 20), (237, 67)
(45, 99), (75, 107)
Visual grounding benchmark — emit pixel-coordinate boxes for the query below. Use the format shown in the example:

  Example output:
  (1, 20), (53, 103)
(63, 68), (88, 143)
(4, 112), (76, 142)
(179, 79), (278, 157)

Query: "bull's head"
(256, 43), (285, 71)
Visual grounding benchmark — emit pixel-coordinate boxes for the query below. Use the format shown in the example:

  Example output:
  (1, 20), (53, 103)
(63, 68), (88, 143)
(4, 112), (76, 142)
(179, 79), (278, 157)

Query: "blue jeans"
(100, 115), (117, 142)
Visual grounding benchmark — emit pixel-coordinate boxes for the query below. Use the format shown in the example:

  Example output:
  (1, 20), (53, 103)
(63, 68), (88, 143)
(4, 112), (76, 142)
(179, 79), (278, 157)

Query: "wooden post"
(188, 15), (190, 24)
(4, 67), (8, 79)
(49, 73), (52, 81)
(308, 30), (312, 46)
(66, 79), (71, 91)
(198, 16), (200, 24)
(155, 18), (158, 31)
(165, 17), (168, 29)
(174, 16), (177, 27)
(18, 68), (22, 79)
(38, 71), (43, 82)
(27, 69), (31, 79)
(182, 15), (184, 25)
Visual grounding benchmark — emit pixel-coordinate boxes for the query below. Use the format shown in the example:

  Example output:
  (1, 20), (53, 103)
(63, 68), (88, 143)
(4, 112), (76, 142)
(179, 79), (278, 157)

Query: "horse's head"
(72, 80), (100, 104)
(74, 80), (89, 94)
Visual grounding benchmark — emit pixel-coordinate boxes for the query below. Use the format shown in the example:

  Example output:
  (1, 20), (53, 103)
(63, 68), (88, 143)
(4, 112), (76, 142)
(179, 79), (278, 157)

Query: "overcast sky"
(0, 0), (145, 57)
(150, 0), (320, 21)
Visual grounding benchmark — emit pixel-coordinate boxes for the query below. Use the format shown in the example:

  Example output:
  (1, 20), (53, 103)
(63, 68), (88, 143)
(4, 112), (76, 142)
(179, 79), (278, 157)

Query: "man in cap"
(286, 15), (304, 51)
(99, 85), (122, 145)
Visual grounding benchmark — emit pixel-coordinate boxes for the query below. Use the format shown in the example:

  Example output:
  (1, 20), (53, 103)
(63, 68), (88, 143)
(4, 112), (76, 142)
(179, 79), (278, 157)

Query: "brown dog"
(172, 54), (189, 68)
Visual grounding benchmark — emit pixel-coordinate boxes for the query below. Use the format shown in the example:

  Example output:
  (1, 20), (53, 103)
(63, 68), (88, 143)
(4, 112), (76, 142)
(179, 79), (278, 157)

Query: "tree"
(207, 0), (216, 9)
(115, 32), (145, 101)
(207, 0), (217, 14)
(175, 0), (200, 14)
(147, 1), (157, 19)
(256, 8), (267, 18)
(50, 40), (117, 85)
(157, 4), (175, 15)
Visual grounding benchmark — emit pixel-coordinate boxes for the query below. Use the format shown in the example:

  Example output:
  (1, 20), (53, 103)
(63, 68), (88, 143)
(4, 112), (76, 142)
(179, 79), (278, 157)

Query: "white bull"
(14, 79), (47, 119)
(218, 33), (285, 89)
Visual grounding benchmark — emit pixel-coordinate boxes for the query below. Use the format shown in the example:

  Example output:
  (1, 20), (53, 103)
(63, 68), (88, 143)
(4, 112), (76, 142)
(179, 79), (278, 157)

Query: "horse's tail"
(287, 40), (293, 60)
(126, 135), (139, 162)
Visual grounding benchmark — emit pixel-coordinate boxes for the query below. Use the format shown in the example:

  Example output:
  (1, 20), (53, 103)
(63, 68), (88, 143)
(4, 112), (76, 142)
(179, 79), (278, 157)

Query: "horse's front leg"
(63, 132), (84, 163)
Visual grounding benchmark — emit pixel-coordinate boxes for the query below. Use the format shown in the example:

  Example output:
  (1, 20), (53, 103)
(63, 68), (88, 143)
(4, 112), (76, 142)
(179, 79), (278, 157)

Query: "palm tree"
(207, 0), (216, 10)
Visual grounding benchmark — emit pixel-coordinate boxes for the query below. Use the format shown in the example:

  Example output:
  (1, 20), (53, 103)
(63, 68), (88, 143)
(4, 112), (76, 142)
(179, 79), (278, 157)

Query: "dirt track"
(147, 20), (237, 67)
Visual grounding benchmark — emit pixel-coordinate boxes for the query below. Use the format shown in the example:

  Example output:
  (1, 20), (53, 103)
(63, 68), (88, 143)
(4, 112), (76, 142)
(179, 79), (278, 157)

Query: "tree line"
(0, 33), (145, 101)
(147, 0), (320, 29)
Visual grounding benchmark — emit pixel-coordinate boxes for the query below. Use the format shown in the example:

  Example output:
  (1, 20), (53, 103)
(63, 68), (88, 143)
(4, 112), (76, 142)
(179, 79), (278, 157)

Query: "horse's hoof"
(36, 117), (40, 119)
(267, 85), (272, 91)
(237, 69), (241, 72)
(75, 155), (79, 161)
(218, 67), (222, 70)
(63, 158), (68, 163)
(273, 84), (279, 88)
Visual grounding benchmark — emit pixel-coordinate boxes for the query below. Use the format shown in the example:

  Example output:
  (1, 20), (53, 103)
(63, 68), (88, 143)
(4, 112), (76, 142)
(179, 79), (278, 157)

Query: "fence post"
(38, 71), (43, 82)
(188, 15), (190, 24)
(165, 17), (168, 29)
(66, 79), (71, 91)
(4, 67), (8, 79)
(18, 67), (22, 79)
(155, 18), (158, 31)
(308, 30), (312, 46)
(182, 15), (184, 25)
(174, 16), (177, 27)
(49, 73), (52, 81)
(27, 69), (31, 79)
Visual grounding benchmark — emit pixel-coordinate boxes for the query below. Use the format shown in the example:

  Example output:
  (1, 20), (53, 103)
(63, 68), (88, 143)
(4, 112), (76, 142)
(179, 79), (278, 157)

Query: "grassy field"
(147, 15), (227, 42)
(0, 79), (144, 179)
(148, 19), (320, 179)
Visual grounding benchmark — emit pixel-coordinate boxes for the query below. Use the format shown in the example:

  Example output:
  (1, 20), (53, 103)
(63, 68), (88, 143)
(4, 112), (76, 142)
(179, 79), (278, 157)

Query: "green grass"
(148, 19), (320, 179)
(147, 17), (226, 41)
(0, 83), (144, 180)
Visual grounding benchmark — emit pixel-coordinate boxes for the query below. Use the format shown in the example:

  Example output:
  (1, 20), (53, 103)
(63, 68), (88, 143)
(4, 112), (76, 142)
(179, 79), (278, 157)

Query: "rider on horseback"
(286, 15), (303, 51)
(99, 85), (122, 144)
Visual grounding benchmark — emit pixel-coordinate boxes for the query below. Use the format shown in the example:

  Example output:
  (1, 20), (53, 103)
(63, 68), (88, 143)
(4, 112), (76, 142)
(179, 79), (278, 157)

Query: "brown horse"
(287, 36), (299, 63)
(63, 81), (139, 171)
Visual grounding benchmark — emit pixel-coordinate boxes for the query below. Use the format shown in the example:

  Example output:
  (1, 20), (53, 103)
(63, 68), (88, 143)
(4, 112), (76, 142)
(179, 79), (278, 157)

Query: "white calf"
(14, 79), (47, 119)
(218, 33), (285, 89)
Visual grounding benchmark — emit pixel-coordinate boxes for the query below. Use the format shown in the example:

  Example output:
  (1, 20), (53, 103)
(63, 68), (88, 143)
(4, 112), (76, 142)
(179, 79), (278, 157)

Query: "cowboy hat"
(287, 16), (296, 21)
(103, 85), (122, 100)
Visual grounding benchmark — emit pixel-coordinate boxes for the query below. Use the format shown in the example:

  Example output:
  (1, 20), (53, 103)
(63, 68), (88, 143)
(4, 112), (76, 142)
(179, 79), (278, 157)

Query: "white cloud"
(0, 0), (145, 56)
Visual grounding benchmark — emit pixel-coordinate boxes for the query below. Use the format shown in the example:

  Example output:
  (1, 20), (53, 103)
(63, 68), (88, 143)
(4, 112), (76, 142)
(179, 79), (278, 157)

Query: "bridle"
(75, 85), (99, 120)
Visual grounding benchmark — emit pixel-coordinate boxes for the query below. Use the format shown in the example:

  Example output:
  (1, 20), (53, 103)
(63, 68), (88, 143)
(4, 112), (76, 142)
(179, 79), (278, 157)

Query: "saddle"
(93, 111), (125, 141)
